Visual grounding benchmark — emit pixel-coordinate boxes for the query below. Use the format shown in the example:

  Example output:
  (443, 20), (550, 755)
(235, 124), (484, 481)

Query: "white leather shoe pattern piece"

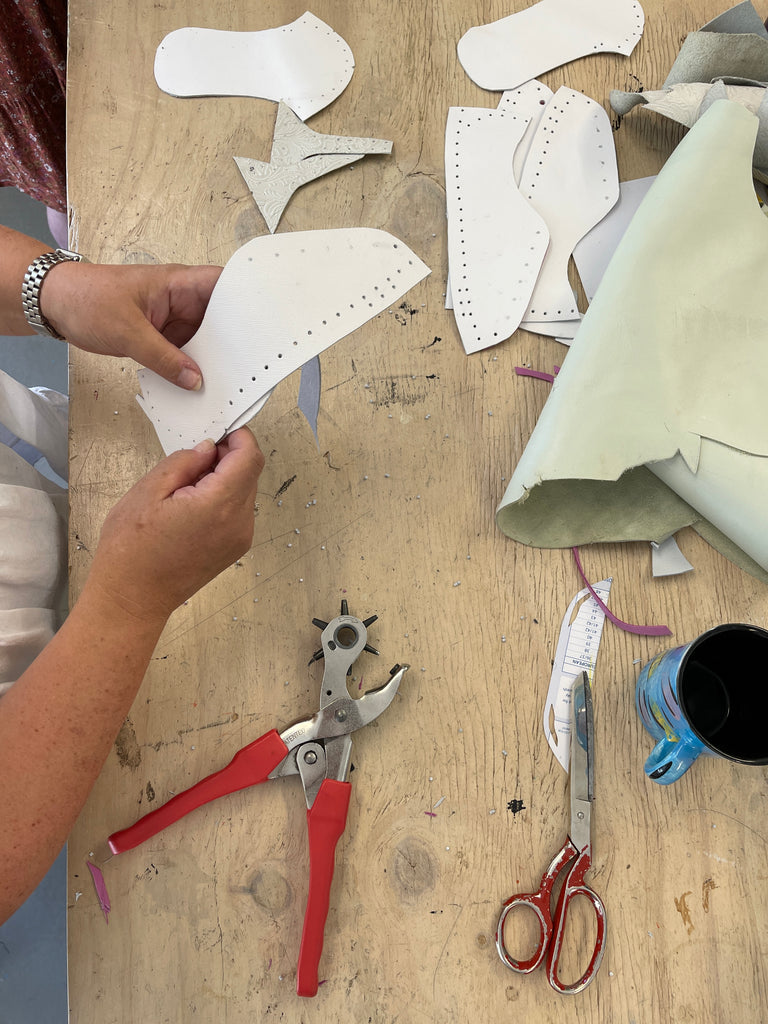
(137, 228), (430, 453)
(445, 105), (549, 354)
(519, 88), (620, 325)
(457, 0), (644, 92)
(154, 12), (354, 120)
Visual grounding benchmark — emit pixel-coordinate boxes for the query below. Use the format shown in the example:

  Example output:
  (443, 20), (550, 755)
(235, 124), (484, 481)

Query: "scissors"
(495, 671), (606, 994)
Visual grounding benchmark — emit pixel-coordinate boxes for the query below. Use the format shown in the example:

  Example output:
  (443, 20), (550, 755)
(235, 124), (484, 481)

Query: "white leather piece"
(457, 0), (644, 92)
(497, 100), (768, 573)
(496, 80), (554, 182)
(521, 318), (581, 342)
(444, 83), (552, 313)
(651, 535), (694, 577)
(572, 176), (655, 303)
(523, 178), (654, 344)
(519, 88), (620, 323)
(137, 228), (430, 453)
(531, 177), (654, 346)
(154, 12), (354, 120)
(445, 106), (549, 354)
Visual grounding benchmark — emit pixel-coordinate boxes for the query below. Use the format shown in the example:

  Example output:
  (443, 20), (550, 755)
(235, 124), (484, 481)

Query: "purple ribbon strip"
(572, 547), (672, 637)
(514, 365), (559, 383)
(87, 861), (111, 924)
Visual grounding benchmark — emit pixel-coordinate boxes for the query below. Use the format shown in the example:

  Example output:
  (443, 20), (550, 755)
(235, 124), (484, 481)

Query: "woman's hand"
(87, 427), (264, 624)
(40, 260), (222, 389)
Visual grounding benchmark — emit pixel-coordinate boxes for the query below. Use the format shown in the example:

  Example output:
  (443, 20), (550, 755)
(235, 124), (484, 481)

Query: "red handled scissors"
(99, 602), (407, 998)
(495, 671), (606, 994)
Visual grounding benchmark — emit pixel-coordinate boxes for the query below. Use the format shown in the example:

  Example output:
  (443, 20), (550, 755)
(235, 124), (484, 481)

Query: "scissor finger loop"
(496, 892), (551, 974)
(547, 883), (607, 995)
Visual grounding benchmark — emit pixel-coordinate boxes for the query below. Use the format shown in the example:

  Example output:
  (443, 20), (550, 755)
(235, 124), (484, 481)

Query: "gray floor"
(0, 186), (69, 1023)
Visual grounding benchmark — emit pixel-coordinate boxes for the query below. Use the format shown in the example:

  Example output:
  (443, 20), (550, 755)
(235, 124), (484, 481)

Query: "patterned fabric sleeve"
(0, 0), (67, 211)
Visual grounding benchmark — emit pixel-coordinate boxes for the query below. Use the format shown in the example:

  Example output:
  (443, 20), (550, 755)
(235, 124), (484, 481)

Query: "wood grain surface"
(66, 1), (768, 1020)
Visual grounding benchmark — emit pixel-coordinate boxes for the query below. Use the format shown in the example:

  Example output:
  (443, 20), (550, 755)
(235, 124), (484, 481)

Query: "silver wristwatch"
(21, 248), (89, 340)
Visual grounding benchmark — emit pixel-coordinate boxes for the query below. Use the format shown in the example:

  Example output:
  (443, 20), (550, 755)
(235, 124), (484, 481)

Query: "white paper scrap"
(543, 578), (611, 771)
(137, 228), (430, 453)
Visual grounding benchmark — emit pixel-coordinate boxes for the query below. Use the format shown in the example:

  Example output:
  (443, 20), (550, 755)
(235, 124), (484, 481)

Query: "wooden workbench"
(66, 1), (768, 1020)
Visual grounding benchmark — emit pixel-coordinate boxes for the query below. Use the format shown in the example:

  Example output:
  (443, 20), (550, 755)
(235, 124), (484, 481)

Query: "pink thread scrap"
(424, 811), (437, 817)
(572, 547), (672, 637)
(87, 861), (111, 924)
(515, 366), (555, 383)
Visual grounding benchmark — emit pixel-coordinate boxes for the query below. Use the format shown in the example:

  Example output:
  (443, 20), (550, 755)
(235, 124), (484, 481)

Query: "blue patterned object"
(636, 623), (768, 784)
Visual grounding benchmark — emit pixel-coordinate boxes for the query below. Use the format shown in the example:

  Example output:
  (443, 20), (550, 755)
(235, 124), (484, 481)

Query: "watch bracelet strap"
(21, 248), (89, 340)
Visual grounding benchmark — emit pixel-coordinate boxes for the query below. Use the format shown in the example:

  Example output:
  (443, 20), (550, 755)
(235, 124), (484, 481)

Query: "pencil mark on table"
(72, 440), (95, 487)
(432, 904), (465, 999)
(691, 807), (768, 847)
(158, 510), (374, 649)
(176, 712), (240, 736)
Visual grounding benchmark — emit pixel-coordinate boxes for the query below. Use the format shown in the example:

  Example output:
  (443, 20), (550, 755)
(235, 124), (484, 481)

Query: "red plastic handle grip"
(108, 729), (289, 855)
(296, 778), (351, 997)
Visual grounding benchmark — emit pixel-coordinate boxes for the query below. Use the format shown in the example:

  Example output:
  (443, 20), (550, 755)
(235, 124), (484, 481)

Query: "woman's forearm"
(0, 577), (167, 922)
(0, 225), (51, 335)
(0, 428), (263, 923)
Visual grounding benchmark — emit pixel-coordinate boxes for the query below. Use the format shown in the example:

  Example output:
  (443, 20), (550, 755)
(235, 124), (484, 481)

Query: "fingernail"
(193, 438), (215, 452)
(178, 366), (202, 390)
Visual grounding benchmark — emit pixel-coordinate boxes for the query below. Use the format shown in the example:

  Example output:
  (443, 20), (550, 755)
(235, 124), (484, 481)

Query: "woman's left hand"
(40, 260), (223, 390)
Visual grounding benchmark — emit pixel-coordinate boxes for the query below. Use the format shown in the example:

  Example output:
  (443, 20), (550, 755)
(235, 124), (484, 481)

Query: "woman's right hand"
(87, 427), (265, 625)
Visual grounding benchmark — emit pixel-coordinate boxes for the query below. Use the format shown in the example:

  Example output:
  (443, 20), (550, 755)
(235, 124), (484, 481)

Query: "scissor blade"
(570, 671), (594, 849)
